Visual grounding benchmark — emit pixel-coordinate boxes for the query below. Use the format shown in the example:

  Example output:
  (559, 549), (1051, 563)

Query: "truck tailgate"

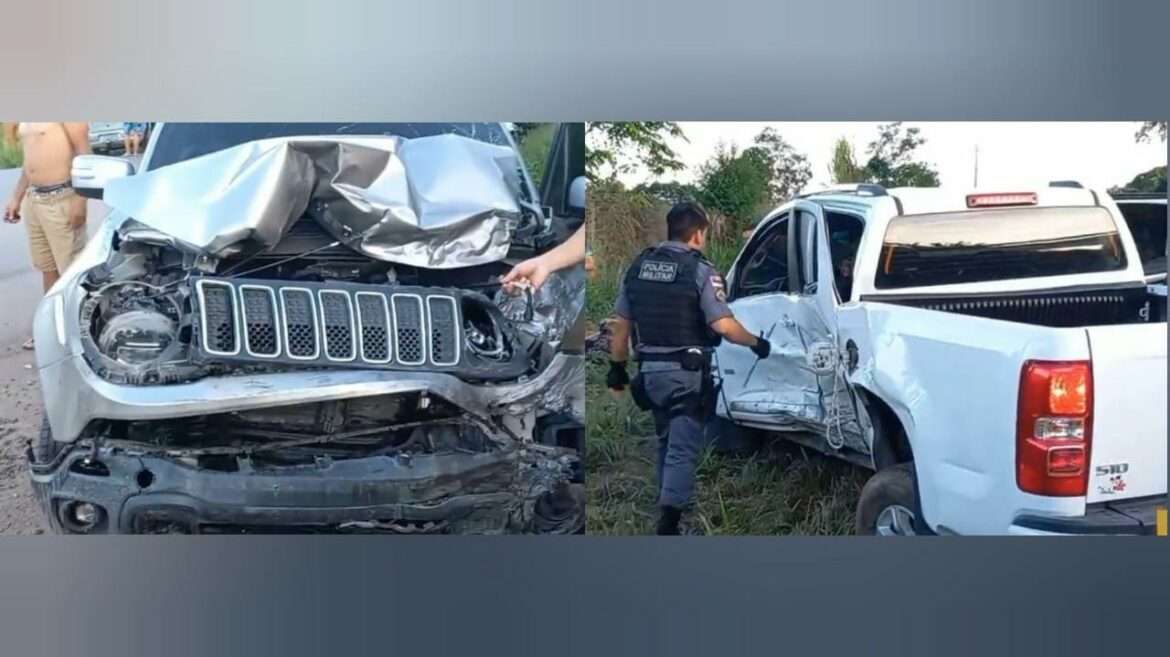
(1085, 323), (1167, 503)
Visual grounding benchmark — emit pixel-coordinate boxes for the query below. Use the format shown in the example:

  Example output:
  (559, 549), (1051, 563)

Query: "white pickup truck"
(713, 184), (1167, 535)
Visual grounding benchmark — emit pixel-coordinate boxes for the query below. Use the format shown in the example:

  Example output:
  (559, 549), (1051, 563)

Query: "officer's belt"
(637, 348), (711, 370)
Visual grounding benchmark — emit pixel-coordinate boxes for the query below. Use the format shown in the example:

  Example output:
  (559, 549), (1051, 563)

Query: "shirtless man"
(3, 122), (91, 348)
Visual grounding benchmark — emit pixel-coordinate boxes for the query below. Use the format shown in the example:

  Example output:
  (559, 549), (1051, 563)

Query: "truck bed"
(861, 282), (1154, 328)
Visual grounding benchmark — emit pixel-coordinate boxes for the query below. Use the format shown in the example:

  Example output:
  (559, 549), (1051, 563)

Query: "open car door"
(715, 201), (868, 453)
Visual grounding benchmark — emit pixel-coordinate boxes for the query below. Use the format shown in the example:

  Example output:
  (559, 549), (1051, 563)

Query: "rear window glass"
(875, 206), (1128, 289)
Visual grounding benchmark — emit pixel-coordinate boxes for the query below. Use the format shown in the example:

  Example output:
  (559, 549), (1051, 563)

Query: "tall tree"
(829, 137), (864, 183)
(585, 122), (686, 180)
(862, 122), (940, 187)
(751, 127), (813, 201)
(696, 142), (772, 232)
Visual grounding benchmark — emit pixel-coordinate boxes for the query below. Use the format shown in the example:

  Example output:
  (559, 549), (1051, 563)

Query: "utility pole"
(973, 144), (979, 188)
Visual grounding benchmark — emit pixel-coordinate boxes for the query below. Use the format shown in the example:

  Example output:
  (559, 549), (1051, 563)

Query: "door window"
(825, 211), (864, 301)
(734, 214), (789, 298)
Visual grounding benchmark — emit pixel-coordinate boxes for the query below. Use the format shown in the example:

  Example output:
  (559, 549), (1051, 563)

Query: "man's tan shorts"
(21, 188), (86, 274)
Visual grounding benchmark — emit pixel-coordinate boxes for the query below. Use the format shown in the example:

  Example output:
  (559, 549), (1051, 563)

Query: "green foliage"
(704, 234), (744, 275)
(0, 136), (21, 169)
(586, 122), (686, 180)
(829, 137), (864, 183)
(633, 180), (702, 205)
(696, 142), (773, 234)
(751, 127), (813, 201)
(861, 122), (940, 187)
(515, 122), (556, 189)
(1135, 121), (1168, 143)
(1111, 165), (1167, 194)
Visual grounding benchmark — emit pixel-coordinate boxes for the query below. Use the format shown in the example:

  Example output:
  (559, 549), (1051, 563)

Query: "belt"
(638, 347), (711, 370)
(29, 181), (72, 195)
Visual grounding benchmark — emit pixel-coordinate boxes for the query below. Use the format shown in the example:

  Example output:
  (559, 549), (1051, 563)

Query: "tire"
(855, 463), (930, 536)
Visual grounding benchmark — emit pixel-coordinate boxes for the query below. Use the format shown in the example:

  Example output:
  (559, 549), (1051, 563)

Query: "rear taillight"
(1016, 360), (1093, 496)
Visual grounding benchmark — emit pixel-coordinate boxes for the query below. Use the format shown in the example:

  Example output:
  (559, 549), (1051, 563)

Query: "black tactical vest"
(623, 245), (721, 348)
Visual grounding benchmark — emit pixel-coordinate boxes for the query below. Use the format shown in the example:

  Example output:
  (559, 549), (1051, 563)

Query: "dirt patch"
(0, 347), (49, 534)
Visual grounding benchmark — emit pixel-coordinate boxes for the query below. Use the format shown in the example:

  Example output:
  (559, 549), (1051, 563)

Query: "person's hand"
(749, 333), (771, 360)
(606, 360), (630, 396)
(3, 197), (20, 224)
(501, 257), (552, 293)
(68, 196), (86, 230)
(585, 253), (596, 280)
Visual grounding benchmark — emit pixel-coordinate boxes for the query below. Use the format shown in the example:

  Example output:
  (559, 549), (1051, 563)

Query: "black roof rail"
(1049, 180), (1084, 188)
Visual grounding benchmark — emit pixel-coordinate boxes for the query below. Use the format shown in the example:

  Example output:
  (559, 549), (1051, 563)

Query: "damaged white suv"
(715, 184), (1167, 535)
(29, 123), (587, 534)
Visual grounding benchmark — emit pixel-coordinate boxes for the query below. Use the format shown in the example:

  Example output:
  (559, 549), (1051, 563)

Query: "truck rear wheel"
(855, 463), (928, 536)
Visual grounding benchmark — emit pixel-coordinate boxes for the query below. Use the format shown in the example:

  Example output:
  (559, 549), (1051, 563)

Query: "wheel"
(855, 463), (929, 536)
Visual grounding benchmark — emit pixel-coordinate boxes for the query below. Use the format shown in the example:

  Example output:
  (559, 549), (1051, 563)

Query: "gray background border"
(0, 0), (1168, 120)
(1, 1), (1168, 655)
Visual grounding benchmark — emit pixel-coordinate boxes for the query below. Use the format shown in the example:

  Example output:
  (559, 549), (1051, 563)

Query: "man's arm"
(697, 265), (769, 356)
(4, 170), (28, 222)
(63, 123), (91, 156)
(609, 316), (631, 363)
(61, 123), (90, 229)
(709, 316), (760, 348)
(500, 226), (585, 291)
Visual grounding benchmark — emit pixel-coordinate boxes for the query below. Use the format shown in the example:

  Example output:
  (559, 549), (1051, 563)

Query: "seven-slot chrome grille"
(194, 278), (463, 369)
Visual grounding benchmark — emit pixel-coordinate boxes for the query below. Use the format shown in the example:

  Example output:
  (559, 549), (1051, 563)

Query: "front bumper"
(1009, 496), (1164, 535)
(30, 443), (576, 534)
(36, 347), (584, 443)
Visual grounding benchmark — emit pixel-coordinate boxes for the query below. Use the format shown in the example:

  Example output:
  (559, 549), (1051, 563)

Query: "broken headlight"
(80, 281), (192, 384)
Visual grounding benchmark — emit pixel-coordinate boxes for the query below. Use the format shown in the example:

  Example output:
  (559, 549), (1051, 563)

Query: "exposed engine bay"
(77, 216), (573, 386)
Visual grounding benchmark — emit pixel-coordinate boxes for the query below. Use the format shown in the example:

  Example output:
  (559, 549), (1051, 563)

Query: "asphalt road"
(0, 165), (117, 534)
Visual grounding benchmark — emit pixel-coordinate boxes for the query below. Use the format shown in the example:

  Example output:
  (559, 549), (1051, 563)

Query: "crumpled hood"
(103, 134), (524, 268)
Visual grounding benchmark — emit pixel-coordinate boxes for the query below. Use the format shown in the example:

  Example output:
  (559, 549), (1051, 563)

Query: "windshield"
(874, 206), (1128, 289)
(146, 122), (512, 170)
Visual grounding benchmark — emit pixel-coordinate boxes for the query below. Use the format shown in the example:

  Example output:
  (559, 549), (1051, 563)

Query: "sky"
(608, 122), (1166, 192)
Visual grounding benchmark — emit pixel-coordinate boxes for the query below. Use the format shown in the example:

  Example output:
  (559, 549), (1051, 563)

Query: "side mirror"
(72, 155), (135, 200)
(566, 175), (586, 218)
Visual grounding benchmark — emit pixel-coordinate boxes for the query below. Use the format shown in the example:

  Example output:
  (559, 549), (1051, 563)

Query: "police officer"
(606, 202), (772, 535)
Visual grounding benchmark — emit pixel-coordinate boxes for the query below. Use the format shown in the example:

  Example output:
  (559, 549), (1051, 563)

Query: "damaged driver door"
(716, 202), (847, 439)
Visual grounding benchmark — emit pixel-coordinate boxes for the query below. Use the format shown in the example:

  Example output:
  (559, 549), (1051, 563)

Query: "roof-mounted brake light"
(966, 192), (1038, 208)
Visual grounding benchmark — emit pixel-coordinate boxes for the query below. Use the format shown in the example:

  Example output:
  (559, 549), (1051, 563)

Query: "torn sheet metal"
(104, 134), (523, 268)
(715, 300), (867, 453)
(494, 264), (586, 352)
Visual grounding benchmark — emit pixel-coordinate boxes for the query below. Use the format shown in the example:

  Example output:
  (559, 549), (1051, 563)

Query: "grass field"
(584, 207), (869, 535)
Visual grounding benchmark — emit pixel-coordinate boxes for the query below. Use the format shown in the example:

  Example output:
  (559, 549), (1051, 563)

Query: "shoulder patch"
(638, 260), (678, 282)
(710, 274), (727, 302)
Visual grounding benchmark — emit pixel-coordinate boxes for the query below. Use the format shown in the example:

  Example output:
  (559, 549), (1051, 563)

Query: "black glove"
(749, 333), (771, 360)
(606, 360), (630, 390)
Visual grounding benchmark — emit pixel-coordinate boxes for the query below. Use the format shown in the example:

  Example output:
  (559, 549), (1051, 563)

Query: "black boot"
(656, 506), (682, 535)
